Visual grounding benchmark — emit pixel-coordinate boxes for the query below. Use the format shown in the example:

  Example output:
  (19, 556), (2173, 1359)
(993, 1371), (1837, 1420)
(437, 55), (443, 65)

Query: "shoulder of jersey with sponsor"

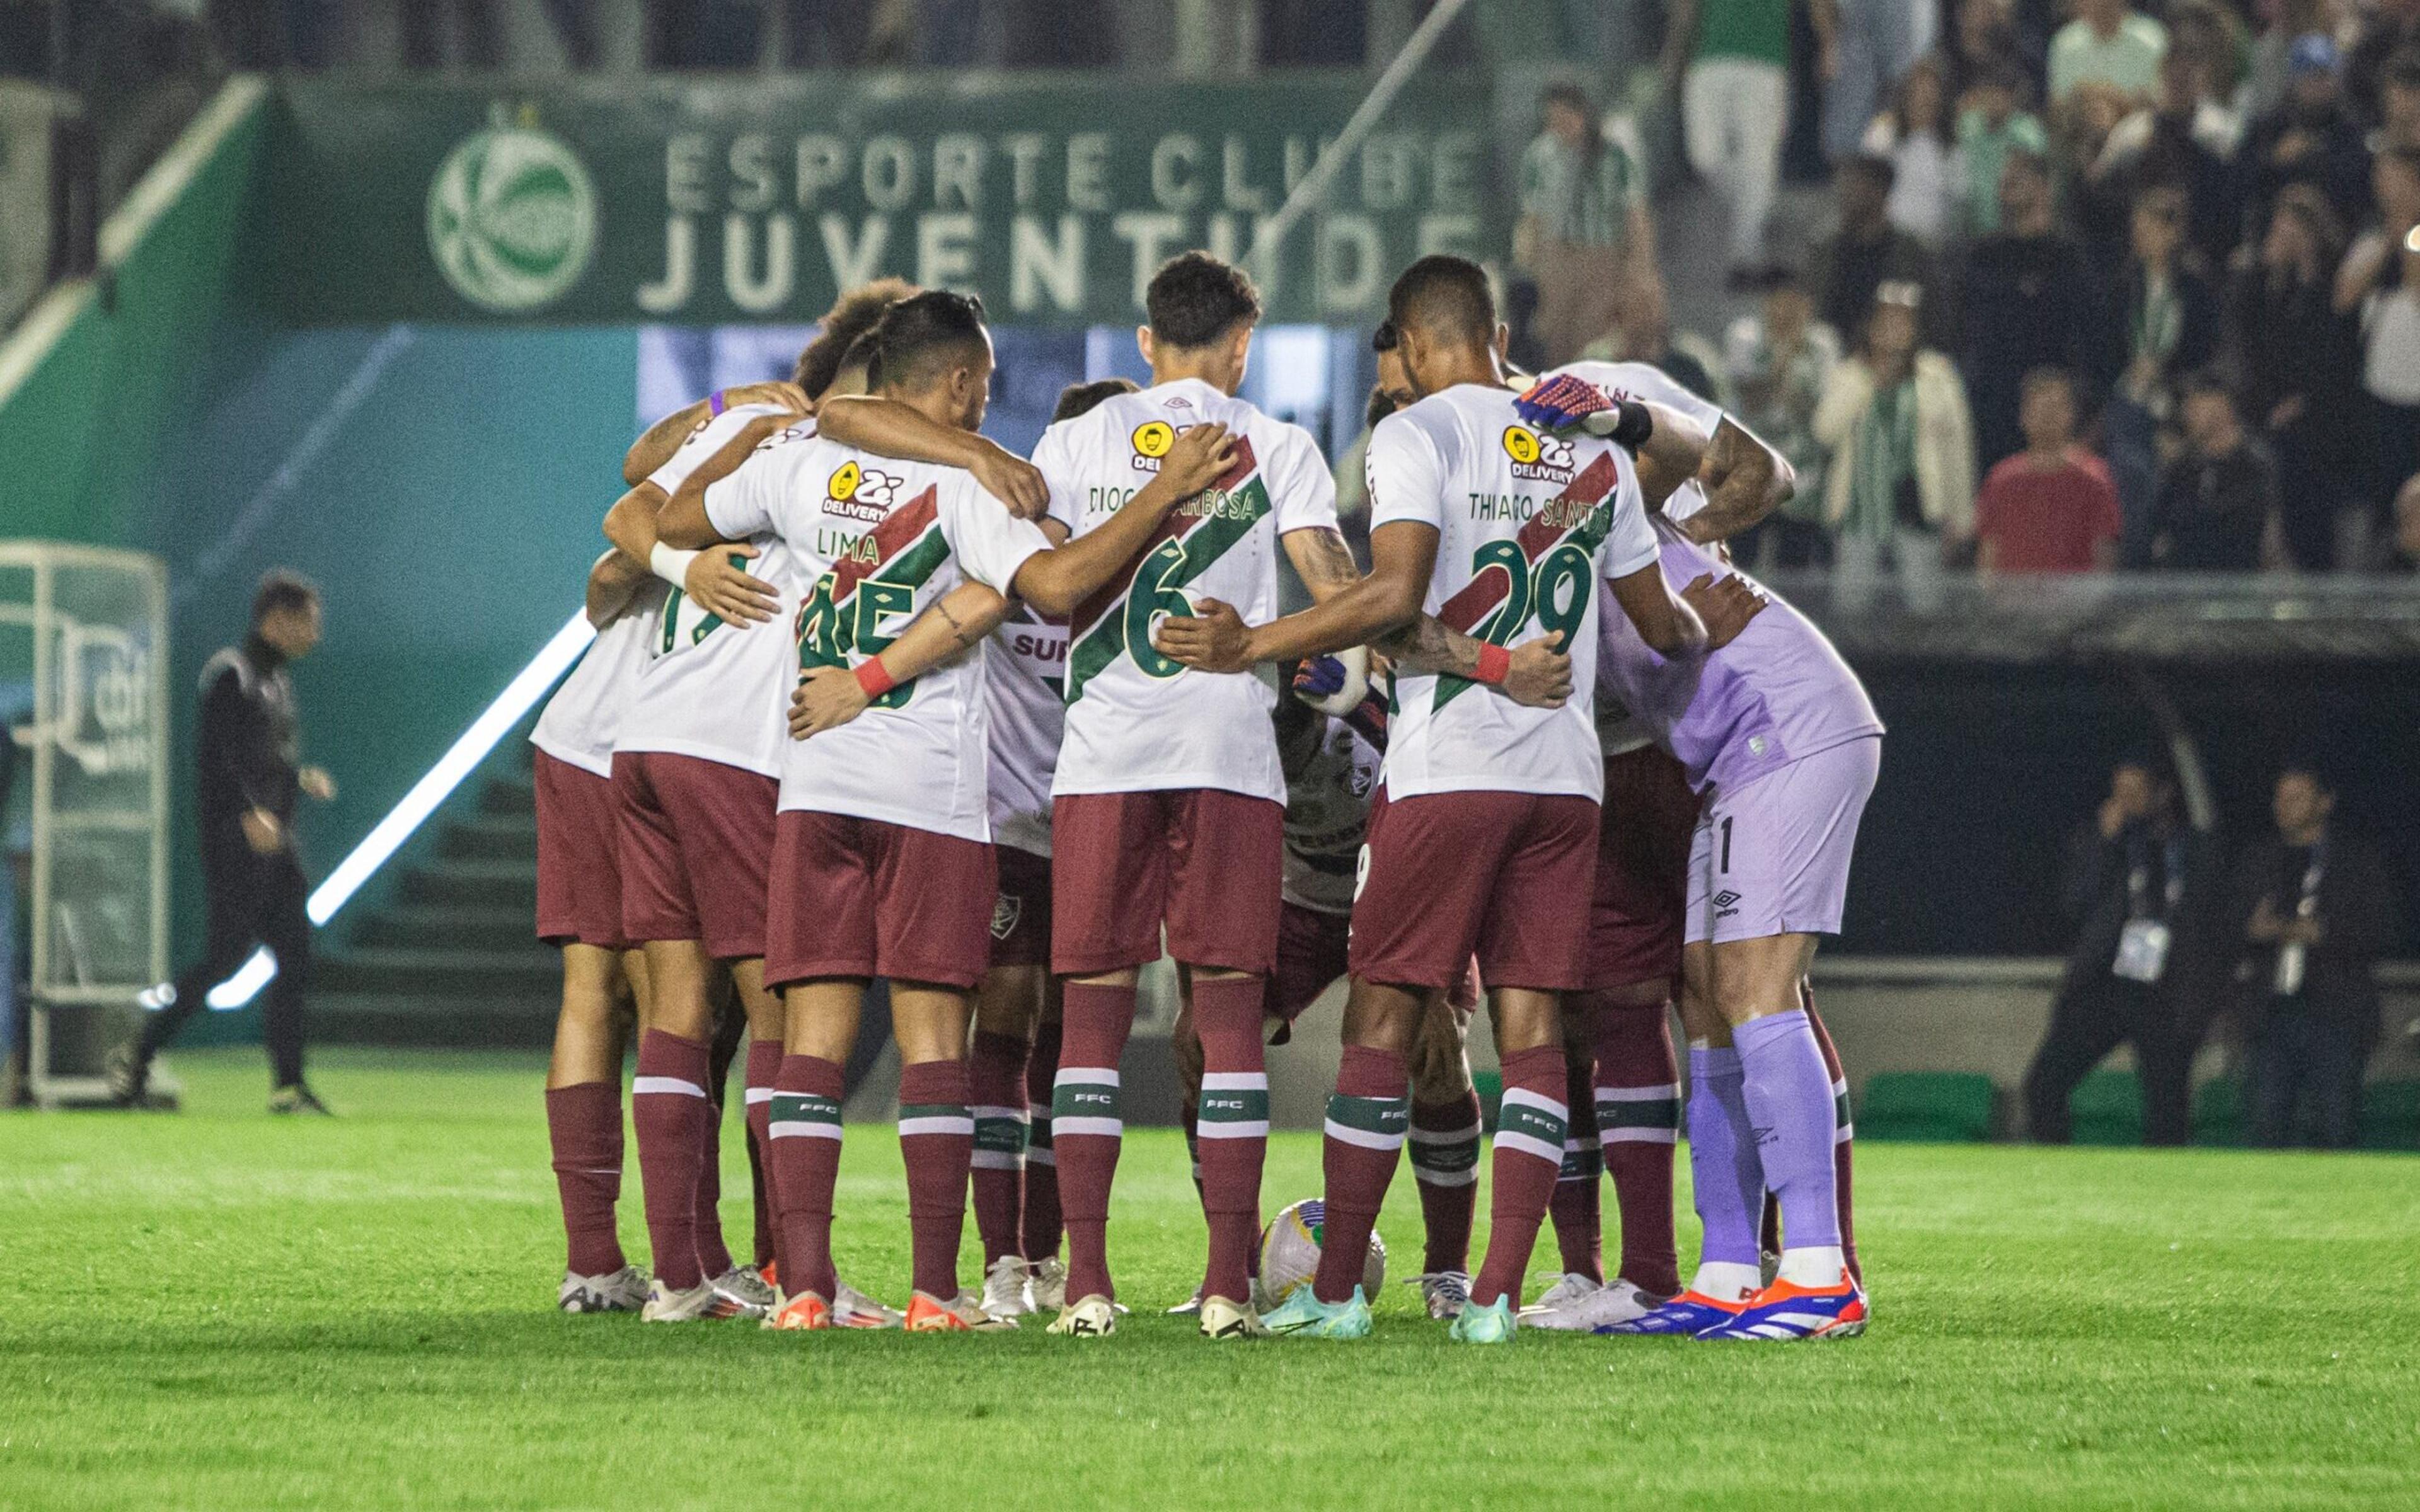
(755, 421), (814, 452)
(1499, 422), (1579, 486)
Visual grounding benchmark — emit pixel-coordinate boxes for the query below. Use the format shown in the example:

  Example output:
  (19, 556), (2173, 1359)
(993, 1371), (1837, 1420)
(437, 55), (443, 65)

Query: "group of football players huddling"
(533, 247), (1879, 1344)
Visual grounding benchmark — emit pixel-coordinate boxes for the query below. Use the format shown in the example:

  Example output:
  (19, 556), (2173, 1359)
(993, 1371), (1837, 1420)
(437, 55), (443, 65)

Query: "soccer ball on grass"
(1255, 1198), (1385, 1310)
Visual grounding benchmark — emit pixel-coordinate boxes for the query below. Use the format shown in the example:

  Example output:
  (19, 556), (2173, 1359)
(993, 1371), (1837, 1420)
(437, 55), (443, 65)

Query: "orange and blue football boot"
(1697, 1275), (1868, 1341)
(1595, 1289), (1749, 1336)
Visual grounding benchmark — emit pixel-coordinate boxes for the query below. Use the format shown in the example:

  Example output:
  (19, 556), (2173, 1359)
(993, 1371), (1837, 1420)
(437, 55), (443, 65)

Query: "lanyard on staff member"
(2273, 840), (2327, 997)
(2112, 833), (2186, 984)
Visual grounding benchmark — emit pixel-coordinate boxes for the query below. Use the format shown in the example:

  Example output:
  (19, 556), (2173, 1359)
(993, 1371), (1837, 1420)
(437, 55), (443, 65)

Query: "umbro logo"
(1713, 890), (1741, 909)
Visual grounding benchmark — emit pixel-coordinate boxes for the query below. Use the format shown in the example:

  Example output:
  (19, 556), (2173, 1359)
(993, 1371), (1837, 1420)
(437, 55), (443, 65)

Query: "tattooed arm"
(790, 580), (1010, 738)
(1376, 617), (1574, 708)
(1670, 415), (1795, 546)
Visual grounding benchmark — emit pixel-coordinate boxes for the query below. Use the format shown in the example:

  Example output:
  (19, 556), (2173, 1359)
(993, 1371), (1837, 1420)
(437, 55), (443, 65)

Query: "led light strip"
(200, 610), (597, 1009)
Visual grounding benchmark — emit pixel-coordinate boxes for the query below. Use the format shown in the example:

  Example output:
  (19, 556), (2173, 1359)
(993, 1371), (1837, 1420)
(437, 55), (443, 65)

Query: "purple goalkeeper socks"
(1686, 1046), (1765, 1270)
(1734, 1010), (1842, 1251)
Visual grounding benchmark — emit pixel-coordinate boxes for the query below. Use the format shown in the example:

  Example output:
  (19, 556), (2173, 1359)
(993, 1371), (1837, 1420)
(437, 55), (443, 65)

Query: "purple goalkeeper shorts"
(1685, 735), (1881, 945)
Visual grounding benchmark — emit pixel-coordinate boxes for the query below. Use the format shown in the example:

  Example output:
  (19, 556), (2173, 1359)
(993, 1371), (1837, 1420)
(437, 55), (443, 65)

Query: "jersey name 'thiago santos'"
(1034, 376), (1339, 805)
(703, 420), (1052, 843)
(1365, 382), (1660, 801)
(614, 402), (800, 777)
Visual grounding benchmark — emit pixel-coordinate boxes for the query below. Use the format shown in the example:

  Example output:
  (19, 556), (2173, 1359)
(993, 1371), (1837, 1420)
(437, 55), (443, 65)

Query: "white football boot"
(1028, 1256), (1068, 1313)
(1197, 1295), (1269, 1339)
(640, 1278), (743, 1322)
(558, 1266), (650, 1314)
(979, 1255), (1035, 1319)
(1524, 1275), (1666, 1332)
(1403, 1270), (1473, 1320)
(708, 1265), (775, 1319)
(833, 1280), (904, 1329)
(1526, 1272), (1603, 1314)
(1046, 1293), (1118, 1337)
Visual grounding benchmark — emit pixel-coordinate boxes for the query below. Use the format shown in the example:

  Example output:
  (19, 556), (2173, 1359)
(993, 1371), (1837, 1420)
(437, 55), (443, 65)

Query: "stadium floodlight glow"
(199, 610), (598, 1009)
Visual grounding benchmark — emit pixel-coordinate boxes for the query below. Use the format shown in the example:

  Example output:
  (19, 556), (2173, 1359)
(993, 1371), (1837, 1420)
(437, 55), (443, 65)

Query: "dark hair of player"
(1052, 377), (1141, 423)
(251, 568), (320, 626)
(2020, 365), (2074, 402)
(1371, 319), (1398, 353)
(866, 289), (989, 393)
(794, 277), (919, 398)
(1144, 251), (1263, 348)
(1386, 254), (1495, 348)
(1364, 383), (1397, 430)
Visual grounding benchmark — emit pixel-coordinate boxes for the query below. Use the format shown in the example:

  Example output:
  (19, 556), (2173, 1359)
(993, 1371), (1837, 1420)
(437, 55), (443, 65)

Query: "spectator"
(2375, 47), (2420, 151)
(2348, 0), (2420, 130)
(2337, 148), (2420, 525)
(2048, 0), (2168, 108)
(1956, 59), (2048, 236)
(2103, 183), (2220, 556)
(1518, 82), (1656, 369)
(2247, 0), (2333, 121)
(2164, 0), (2249, 154)
(2022, 759), (2225, 1146)
(1666, 0), (1793, 284)
(1973, 366), (2123, 571)
(1947, 0), (2026, 100)
(2089, 49), (2244, 270)
(2147, 372), (2283, 570)
(1577, 275), (1732, 405)
(1813, 0), (1923, 164)
(1811, 155), (1939, 341)
(2240, 35), (2374, 232)
(2230, 186), (2366, 569)
(1862, 55), (1968, 247)
(1725, 268), (1843, 568)
(1957, 149), (2112, 469)
(2228, 765), (2401, 1149)
(1814, 282), (1976, 610)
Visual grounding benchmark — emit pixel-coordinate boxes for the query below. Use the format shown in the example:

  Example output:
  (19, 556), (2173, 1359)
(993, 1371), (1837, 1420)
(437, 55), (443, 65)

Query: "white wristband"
(648, 541), (700, 587)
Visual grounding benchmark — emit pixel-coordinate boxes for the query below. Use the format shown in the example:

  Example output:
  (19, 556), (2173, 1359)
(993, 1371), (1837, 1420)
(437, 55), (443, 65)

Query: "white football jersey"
(1548, 360), (1725, 757)
(1365, 382), (1660, 801)
(531, 571), (667, 778)
(704, 422), (1051, 843)
(1281, 714), (1383, 915)
(613, 402), (802, 778)
(1035, 377), (1339, 805)
(985, 604), (1066, 859)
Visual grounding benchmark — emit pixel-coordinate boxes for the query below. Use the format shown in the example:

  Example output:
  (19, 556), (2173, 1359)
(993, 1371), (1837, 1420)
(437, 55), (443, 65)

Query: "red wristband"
(1473, 642), (1511, 685)
(853, 658), (896, 699)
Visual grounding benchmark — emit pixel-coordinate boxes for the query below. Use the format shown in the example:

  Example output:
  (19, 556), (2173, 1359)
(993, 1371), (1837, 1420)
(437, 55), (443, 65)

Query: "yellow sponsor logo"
(828, 460), (862, 501)
(1502, 425), (1541, 466)
(1132, 420), (1175, 459)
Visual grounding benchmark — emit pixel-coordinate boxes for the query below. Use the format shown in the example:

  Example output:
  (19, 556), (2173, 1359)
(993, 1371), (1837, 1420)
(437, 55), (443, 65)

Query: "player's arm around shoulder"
(1007, 421), (1237, 616)
(817, 394), (1049, 521)
(602, 411), (792, 625)
(792, 578), (1008, 740)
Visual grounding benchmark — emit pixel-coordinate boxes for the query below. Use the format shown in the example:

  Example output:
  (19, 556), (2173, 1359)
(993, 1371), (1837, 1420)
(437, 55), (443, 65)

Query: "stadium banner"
(272, 76), (1500, 328)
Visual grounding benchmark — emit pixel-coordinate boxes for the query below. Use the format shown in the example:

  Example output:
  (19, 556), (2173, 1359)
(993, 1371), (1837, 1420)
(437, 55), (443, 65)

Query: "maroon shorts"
(613, 750), (778, 960)
(534, 751), (628, 949)
(1348, 789), (1601, 994)
(989, 843), (1052, 970)
(1270, 902), (1352, 1026)
(1051, 789), (1284, 977)
(1584, 747), (1700, 991)
(765, 810), (997, 990)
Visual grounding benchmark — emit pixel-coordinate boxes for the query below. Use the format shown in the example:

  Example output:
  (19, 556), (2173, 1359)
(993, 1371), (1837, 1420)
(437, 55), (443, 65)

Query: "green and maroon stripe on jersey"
(1063, 437), (1268, 704)
(1429, 449), (1622, 713)
(794, 482), (952, 706)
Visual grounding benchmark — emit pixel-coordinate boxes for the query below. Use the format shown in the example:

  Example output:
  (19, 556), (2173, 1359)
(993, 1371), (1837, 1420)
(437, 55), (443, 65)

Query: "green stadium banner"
(273, 75), (1501, 328)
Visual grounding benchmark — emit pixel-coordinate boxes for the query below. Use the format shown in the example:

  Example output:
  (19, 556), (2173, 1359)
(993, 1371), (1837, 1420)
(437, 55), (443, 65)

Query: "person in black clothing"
(1809, 155), (1939, 344)
(2229, 185), (2365, 570)
(113, 571), (335, 1113)
(2241, 35), (2377, 233)
(2024, 759), (2227, 1146)
(1956, 149), (2114, 471)
(2227, 767), (2402, 1149)
(2104, 183), (2221, 564)
(2147, 373), (2282, 570)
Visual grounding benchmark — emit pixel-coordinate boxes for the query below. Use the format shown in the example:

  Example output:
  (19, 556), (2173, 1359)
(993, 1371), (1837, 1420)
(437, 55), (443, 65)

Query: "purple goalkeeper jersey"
(1595, 517), (1883, 796)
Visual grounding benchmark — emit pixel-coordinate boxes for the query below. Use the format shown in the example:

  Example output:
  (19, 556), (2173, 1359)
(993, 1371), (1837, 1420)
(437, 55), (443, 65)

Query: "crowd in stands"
(1515, 0), (2420, 580)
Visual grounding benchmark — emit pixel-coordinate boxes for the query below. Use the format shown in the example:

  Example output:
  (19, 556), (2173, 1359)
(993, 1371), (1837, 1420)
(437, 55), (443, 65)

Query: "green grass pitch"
(4, 1050), (2417, 1510)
